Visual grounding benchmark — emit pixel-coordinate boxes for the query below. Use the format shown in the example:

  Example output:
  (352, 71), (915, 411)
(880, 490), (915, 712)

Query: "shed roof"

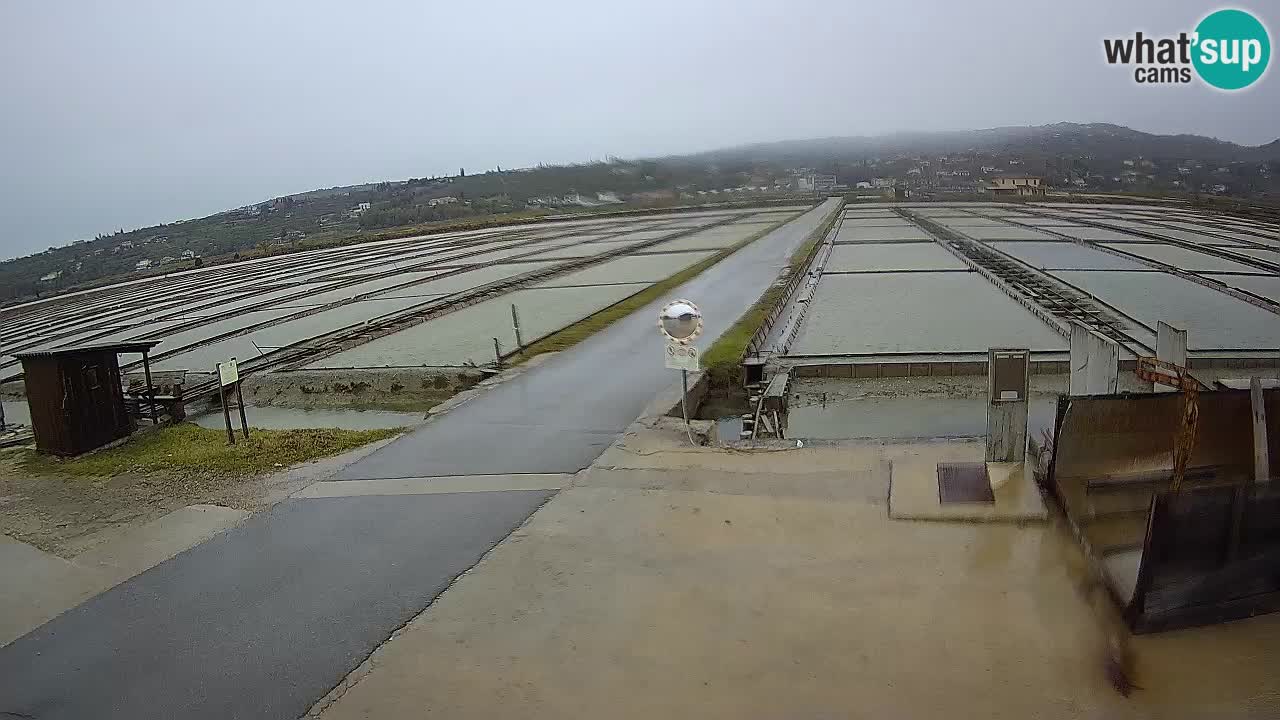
(14, 341), (161, 361)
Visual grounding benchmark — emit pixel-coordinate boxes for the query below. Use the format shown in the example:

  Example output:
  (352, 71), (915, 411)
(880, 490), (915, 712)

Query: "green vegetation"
(19, 423), (402, 478)
(507, 216), (797, 365)
(1, 156), (793, 305)
(700, 208), (841, 386)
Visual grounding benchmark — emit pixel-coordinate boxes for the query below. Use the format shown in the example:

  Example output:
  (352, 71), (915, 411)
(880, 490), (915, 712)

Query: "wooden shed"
(14, 341), (161, 456)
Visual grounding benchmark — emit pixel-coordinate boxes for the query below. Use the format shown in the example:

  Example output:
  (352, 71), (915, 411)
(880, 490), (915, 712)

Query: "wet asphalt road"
(0, 199), (839, 720)
(0, 493), (552, 720)
(337, 199), (840, 479)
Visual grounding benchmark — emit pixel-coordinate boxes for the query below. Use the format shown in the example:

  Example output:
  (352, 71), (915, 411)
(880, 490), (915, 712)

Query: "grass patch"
(506, 216), (796, 364)
(699, 205), (842, 386)
(19, 423), (403, 479)
(699, 284), (787, 385)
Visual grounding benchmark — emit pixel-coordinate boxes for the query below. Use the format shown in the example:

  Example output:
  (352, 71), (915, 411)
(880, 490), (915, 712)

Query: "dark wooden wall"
(22, 351), (133, 456)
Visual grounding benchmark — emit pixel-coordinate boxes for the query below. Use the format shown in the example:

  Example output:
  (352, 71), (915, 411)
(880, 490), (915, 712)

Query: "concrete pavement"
(0, 199), (841, 720)
(311, 420), (1280, 720)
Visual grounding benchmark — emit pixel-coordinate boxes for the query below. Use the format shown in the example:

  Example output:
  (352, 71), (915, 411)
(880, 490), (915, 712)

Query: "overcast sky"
(1, 0), (1276, 259)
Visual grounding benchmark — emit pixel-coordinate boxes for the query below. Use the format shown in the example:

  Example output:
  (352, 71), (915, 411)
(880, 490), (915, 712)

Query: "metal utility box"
(989, 349), (1029, 402)
(14, 341), (160, 456)
(986, 348), (1030, 462)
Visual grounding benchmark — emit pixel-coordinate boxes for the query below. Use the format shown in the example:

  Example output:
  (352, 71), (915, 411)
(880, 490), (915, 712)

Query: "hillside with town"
(4, 122), (1278, 304)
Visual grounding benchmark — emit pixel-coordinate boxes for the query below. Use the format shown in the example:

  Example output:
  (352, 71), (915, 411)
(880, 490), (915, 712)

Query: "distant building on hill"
(988, 175), (1046, 198)
(796, 173), (836, 192)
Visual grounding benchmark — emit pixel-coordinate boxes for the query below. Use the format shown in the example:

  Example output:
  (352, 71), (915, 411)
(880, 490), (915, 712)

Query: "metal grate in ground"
(937, 462), (994, 503)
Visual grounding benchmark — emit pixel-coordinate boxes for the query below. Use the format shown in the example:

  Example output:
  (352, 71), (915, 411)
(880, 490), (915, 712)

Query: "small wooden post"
(1252, 377), (1270, 484)
(511, 304), (524, 350)
(493, 337), (503, 369)
(142, 349), (158, 425)
(235, 380), (249, 440)
(220, 384), (235, 440)
(217, 361), (235, 445)
(1228, 377), (1269, 561)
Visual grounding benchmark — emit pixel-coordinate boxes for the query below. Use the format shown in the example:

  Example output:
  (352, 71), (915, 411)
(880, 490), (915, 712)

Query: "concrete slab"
(310, 426), (1280, 720)
(72, 504), (250, 586)
(0, 536), (107, 647)
(886, 441), (1047, 521)
(2, 505), (249, 648)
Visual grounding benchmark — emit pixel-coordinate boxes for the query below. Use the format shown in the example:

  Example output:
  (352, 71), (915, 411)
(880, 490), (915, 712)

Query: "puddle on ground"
(786, 377), (1060, 440)
(788, 395), (1058, 440)
(189, 405), (424, 431)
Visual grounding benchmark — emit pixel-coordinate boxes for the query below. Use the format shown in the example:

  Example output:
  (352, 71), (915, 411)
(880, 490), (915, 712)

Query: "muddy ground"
(2, 452), (265, 557)
(0, 435), (395, 559)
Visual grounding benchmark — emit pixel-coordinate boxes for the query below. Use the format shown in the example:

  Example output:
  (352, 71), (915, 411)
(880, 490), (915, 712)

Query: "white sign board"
(217, 358), (239, 387)
(665, 341), (700, 371)
(1155, 321), (1188, 392)
(1069, 322), (1119, 396)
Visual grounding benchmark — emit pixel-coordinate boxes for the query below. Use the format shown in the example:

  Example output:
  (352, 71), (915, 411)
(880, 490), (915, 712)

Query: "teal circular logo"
(1192, 9), (1270, 90)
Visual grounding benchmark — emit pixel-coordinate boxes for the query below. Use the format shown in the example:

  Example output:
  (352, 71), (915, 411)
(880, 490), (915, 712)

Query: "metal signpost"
(215, 357), (249, 444)
(659, 299), (703, 441)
